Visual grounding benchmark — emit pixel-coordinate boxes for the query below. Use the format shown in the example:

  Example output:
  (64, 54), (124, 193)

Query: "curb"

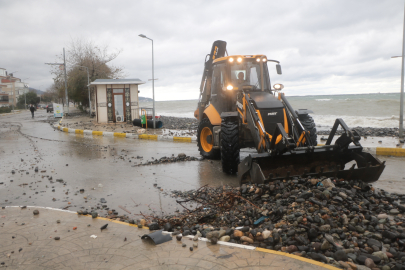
(363, 146), (405, 157)
(317, 144), (405, 157)
(4, 205), (339, 270)
(53, 122), (197, 143)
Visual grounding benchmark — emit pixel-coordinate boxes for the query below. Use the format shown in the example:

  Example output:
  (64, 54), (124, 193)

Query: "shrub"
(0, 106), (12, 114)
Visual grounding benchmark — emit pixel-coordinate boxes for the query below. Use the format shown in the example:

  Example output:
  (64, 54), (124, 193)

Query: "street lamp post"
(139, 34), (156, 129)
(72, 64), (91, 117)
(22, 77), (30, 109)
(38, 85), (43, 103)
(391, 2), (405, 138)
(45, 48), (69, 114)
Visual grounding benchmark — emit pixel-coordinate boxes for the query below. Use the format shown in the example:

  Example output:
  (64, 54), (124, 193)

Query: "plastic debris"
(253, 216), (269, 225)
(141, 230), (172, 245)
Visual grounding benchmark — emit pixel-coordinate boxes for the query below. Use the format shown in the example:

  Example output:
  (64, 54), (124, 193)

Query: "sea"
(139, 93), (403, 130)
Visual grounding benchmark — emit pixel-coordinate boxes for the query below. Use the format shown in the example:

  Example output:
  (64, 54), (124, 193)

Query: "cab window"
(211, 63), (226, 96)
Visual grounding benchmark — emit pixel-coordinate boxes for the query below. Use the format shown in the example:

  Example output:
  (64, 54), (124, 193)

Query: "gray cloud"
(0, 0), (404, 100)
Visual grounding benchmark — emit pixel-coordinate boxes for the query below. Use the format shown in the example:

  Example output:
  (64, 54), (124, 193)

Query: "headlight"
(262, 58), (267, 62)
(256, 58), (260, 62)
(237, 57), (242, 63)
(229, 58), (234, 63)
(226, 85), (234, 90)
(273, 83), (284, 90)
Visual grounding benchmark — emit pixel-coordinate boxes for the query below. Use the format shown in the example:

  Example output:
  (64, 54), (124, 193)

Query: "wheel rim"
(200, 127), (213, 152)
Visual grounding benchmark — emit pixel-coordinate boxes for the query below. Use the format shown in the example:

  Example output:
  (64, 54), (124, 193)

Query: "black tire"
(197, 118), (220, 159)
(220, 121), (240, 174)
(298, 114), (318, 146)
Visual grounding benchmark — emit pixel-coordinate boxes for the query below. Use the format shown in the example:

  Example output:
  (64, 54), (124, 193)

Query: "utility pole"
(63, 48), (69, 114)
(45, 48), (69, 115)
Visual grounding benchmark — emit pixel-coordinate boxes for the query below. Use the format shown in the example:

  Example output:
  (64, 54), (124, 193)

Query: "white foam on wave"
(313, 114), (399, 130)
(159, 111), (195, 118)
(315, 99), (331, 101)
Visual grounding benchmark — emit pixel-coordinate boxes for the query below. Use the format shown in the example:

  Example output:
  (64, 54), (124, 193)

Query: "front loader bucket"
(238, 146), (385, 185)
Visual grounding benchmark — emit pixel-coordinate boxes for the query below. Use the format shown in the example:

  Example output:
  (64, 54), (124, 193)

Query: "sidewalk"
(0, 207), (337, 270)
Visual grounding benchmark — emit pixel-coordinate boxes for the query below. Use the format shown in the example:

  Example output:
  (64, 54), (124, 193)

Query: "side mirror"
(276, 64), (282, 75)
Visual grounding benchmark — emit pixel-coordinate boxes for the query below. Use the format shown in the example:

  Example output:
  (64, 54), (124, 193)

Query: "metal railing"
(131, 107), (154, 121)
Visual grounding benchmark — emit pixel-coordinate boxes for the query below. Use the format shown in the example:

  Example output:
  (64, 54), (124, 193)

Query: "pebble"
(334, 250), (348, 261)
(54, 237), (60, 240)
(364, 258), (376, 268)
(219, 235), (230, 242)
(321, 241), (330, 251)
(33, 210), (39, 215)
(240, 236), (253, 244)
(390, 209), (400, 215)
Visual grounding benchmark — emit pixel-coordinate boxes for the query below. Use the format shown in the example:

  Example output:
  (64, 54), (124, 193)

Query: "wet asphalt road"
(0, 110), (238, 218)
(0, 110), (404, 219)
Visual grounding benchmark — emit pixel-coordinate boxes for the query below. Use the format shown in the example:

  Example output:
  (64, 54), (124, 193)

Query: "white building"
(90, 79), (145, 124)
(0, 68), (29, 106)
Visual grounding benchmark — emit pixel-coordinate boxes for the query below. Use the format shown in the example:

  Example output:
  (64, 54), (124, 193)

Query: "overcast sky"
(1, 0), (404, 100)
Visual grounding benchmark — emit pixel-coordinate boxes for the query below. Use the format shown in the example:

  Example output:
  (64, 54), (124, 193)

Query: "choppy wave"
(313, 115), (399, 130)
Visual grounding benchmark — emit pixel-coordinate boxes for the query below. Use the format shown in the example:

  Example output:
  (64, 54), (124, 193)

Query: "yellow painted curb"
(139, 134), (158, 140)
(114, 132), (127, 137)
(92, 131), (103, 136)
(174, 136), (192, 142)
(54, 124), (196, 143)
(79, 215), (150, 230)
(376, 147), (405, 157)
(255, 248), (341, 270)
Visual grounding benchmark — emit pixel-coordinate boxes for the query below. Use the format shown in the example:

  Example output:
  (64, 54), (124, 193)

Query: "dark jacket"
(29, 106), (35, 112)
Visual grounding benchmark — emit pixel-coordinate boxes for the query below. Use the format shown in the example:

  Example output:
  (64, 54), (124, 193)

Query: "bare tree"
(49, 38), (125, 107)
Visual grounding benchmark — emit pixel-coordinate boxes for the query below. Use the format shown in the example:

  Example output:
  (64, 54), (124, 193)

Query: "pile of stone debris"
(144, 177), (405, 270)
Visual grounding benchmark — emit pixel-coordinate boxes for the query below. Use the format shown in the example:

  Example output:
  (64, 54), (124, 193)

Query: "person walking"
(29, 104), (36, 118)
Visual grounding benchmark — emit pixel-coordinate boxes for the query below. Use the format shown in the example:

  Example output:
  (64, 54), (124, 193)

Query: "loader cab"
(209, 55), (272, 114)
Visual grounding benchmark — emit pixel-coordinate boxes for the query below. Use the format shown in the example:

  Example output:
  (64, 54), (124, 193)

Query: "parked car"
(46, 104), (53, 113)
